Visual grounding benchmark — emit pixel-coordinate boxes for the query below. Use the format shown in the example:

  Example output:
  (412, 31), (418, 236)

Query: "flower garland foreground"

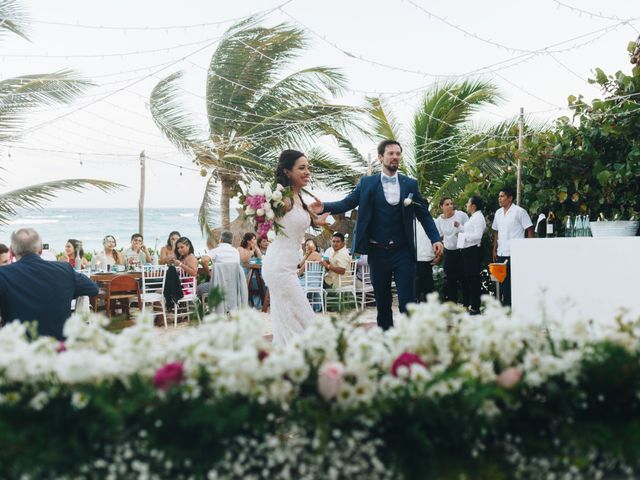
(1, 298), (640, 479)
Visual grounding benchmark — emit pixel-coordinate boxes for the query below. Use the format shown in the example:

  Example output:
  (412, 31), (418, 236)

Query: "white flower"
(263, 203), (272, 212)
(256, 208), (265, 217)
(245, 207), (255, 216)
(403, 197), (413, 207)
(276, 183), (284, 192)
(272, 190), (283, 202)
(248, 181), (262, 196)
(267, 230), (276, 241)
(266, 210), (275, 220)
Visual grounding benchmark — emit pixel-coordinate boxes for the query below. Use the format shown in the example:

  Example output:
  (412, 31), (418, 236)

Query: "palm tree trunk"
(220, 177), (232, 230)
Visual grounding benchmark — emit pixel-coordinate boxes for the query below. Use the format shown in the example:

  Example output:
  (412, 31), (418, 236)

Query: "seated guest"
(259, 237), (270, 256)
(159, 231), (181, 265)
(0, 228), (98, 339)
(172, 237), (199, 277)
(297, 239), (323, 278)
(238, 232), (263, 308)
(91, 235), (123, 270)
(198, 230), (240, 296)
(60, 239), (88, 270)
(124, 233), (152, 268)
(238, 232), (262, 269)
(0, 243), (10, 266)
(458, 196), (487, 315)
(322, 232), (352, 289)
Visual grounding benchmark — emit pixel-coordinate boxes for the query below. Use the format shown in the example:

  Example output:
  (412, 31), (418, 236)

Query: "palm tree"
(366, 80), (507, 204)
(0, 0), (122, 224)
(150, 17), (365, 232)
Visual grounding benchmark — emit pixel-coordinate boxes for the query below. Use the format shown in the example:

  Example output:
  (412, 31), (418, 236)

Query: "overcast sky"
(1, 0), (638, 208)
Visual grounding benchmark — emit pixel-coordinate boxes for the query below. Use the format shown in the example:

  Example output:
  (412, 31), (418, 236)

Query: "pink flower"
(391, 352), (428, 377)
(246, 195), (266, 210)
(496, 367), (522, 389)
(258, 350), (269, 362)
(152, 362), (184, 391)
(318, 361), (344, 401)
(258, 221), (273, 238)
(57, 341), (67, 353)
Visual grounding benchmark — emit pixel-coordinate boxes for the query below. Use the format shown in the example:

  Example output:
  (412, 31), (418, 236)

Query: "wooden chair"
(92, 274), (141, 318)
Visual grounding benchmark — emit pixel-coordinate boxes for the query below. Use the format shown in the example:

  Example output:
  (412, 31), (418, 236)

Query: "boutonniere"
(403, 193), (416, 207)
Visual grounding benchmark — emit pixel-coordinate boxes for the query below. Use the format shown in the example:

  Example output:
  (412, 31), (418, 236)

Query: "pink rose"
(318, 361), (344, 401)
(57, 341), (67, 353)
(496, 367), (522, 389)
(391, 352), (428, 377)
(247, 195), (266, 210)
(152, 362), (185, 391)
(258, 350), (269, 362)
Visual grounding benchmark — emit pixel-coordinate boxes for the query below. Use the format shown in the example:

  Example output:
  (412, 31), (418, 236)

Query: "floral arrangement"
(2, 298), (640, 478)
(236, 180), (292, 240)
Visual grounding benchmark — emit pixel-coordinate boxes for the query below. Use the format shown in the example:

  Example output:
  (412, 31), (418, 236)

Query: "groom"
(310, 140), (444, 329)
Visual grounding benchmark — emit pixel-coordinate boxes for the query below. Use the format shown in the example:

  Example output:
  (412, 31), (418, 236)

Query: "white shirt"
(436, 210), (469, 250)
(458, 211), (486, 248)
(415, 219), (435, 262)
(380, 172), (400, 205)
(492, 204), (533, 256)
(207, 243), (240, 264)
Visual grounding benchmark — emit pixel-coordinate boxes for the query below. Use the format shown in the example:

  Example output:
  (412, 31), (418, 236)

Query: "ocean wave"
(179, 213), (195, 217)
(8, 219), (60, 225)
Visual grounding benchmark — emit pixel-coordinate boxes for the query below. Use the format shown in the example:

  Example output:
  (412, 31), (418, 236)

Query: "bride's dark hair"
(276, 149), (305, 187)
(275, 149), (314, 225)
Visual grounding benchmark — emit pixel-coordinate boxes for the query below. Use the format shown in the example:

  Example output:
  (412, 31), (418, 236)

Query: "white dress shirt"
(436, 211), (469, 250)
(491, 204), (533, 256)
(415, 219), (435, 262)
(458, 211), (486, 248)
(207, 243), (241, 264)
(380, 172), (400, 205)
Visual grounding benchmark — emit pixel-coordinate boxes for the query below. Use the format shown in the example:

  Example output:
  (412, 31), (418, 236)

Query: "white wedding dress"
(262, 202), (315, 346)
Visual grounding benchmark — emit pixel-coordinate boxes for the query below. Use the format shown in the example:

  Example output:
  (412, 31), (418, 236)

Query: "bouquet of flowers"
(237, 181), (293, 240)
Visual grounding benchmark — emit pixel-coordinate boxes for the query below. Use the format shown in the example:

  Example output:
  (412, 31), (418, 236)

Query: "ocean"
(0, 208), (224, 255)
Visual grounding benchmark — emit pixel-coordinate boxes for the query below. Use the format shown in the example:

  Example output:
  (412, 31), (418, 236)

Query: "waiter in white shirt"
(435, 197), (469, 306)
(491, 187), (534, 306)
(455, 196), (487, 314)
(414, 219), (442, 302)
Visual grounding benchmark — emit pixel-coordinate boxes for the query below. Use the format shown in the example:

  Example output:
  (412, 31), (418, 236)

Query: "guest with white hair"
(0, 228), (98, 339)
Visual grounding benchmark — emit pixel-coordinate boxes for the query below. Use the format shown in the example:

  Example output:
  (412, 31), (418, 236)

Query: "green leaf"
(627, 41), (637, 54)
(594, 68), (608, 85)
(597, 170), (611, 186)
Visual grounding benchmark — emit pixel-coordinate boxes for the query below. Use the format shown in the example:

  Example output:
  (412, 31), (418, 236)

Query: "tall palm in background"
(0, 0), (122, 224)
(366, 80), (512, 206)
(150, 17), (365, 232)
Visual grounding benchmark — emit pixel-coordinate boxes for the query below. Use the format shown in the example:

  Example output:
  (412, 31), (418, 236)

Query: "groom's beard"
(385, 163), (399, 172)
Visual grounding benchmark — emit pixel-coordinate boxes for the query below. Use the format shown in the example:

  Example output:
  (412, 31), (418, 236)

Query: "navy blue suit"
(0, 255), (98, 340)
(323, 174), (440, 329)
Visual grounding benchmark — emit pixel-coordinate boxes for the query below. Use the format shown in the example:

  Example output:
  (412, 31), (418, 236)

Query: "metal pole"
(367, 152), (372, 176)
(138, 150), (145, 235)
(516, 107), (524, 206)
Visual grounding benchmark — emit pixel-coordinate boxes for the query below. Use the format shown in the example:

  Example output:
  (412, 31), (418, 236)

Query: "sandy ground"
(153, 304), (382, 345)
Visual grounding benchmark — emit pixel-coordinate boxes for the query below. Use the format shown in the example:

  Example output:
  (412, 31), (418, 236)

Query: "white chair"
(141, 265), (168, 328)
(167, 267), (201, 327)
(302, 261), (326, 313)
(325, 259), (359, 311)
(355, 263), (375, 310)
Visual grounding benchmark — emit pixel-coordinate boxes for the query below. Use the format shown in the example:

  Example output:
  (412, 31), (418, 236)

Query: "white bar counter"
(511, 237), (640, 322)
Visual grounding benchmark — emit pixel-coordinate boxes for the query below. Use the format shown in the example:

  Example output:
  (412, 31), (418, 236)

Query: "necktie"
(382, 175), (397, 185)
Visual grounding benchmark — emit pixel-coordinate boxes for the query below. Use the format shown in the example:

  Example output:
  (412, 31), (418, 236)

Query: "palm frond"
(0, 71), (94, 140)
(366, 96), (401, 141)
(149, 71), (206, 153)
(0, 179), (124, 225)
(413, 79), (502, 195)
(307, 147), (365, 191)
(197, 175), (220, 235)
(206, 18), (307, 136)
(0, 0), (29, 41)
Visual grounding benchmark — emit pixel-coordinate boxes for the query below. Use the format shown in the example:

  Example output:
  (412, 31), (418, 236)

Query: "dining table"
(90, 271), (143, 317)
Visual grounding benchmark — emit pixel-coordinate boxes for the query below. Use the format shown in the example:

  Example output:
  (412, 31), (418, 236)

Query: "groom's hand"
(315, 212), (331, 226)
(432, 241), (444, 256)
(308, 197), (324, 214)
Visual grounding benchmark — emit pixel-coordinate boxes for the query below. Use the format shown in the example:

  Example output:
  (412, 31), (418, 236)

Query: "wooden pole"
(516, 107), (524, 206)
(138, 150), (145, 235)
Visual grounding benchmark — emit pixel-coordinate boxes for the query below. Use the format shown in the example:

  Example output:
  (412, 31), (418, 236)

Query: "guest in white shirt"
(491, 187), (534, 306)
(197, 230), (241, 297)
(435, 197), (469, 306)
(415, 220), (442, 302)
(457, 196), (487, 314)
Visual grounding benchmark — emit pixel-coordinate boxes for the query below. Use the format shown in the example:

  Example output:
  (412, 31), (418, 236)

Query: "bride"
(261, 150), (326, 346)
